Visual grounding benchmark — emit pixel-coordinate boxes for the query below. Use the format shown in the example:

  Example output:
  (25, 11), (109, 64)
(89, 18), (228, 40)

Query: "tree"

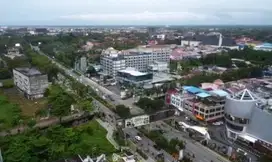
(48, 85), (74, 122)
(259, 154), (272, 162)
(86, 66), (97, 76)
(115, 105), (131, 118)
(136, 98), (164, 113)
(27, 119), (37, 128)
(79, 99), (93, 114)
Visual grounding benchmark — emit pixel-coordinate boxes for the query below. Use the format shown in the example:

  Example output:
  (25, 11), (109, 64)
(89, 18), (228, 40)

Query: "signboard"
(125, 115), (150, 128)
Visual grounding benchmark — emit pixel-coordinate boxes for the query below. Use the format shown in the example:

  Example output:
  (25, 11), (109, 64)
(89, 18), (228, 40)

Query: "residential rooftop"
(14, 67), (43, 76)
(118, 67), (148, 76)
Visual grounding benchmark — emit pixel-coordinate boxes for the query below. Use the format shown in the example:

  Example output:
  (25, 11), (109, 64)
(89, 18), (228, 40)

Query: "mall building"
(224, 89), (272, 153)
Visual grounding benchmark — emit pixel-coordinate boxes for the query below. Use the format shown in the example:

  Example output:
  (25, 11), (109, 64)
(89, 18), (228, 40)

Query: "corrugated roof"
(211, 89), (229, 97)
(196, 92), (211, 98)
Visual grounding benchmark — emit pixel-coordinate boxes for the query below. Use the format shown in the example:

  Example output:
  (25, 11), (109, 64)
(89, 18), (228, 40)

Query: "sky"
(1, 0), (272, 25)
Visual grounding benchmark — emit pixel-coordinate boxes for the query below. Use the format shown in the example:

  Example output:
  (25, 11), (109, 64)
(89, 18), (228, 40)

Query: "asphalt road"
(123, 128), (175, 162)
(153, 121), (231, 162)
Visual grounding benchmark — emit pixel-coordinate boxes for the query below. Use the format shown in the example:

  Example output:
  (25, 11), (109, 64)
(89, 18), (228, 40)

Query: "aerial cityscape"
(0, 1), (272, 162)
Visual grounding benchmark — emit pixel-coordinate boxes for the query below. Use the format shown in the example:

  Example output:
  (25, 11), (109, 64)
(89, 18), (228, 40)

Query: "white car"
(135, 136), (142, 141)
(237, 148), (247, 156)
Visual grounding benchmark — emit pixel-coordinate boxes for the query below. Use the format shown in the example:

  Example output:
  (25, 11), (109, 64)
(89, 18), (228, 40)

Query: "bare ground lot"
(0, 88), (47, 117)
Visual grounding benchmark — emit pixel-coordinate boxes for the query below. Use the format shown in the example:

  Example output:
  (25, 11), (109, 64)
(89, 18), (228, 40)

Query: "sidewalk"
(95, 119), (120, 150)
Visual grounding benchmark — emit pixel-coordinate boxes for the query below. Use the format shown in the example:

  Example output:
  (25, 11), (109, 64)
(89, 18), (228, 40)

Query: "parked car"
(135, 136), (142, 141)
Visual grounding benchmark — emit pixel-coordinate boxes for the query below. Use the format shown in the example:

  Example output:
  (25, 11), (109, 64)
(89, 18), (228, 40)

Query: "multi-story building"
(148, 61), (169, 73)
(116, 67), (153, 86)
(100, 45), (173, 78)
(13, 68), (49, 99)
(169, 86), (229, 122)
(224, 89), (272, 153)
(100, 48), (126, 78)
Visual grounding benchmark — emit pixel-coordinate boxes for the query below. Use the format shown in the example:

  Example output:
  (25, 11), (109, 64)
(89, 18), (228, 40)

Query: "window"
(226, 121), (243, 131)
(210, 109), (215, 113)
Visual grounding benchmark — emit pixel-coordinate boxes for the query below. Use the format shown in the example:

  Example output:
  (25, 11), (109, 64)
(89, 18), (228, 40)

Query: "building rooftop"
(118, 68), (147, 76)
(210, 89), (229, 97)
(14, 67), (43, 76)
(232, 89), (258, 101)
(246, 108), (272, 144)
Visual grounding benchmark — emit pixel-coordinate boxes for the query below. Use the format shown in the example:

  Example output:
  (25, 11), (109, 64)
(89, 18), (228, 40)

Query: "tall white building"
(13, 68), (49, 99)
(80, 56), (87, 72)
(100, 47), (126, 78)
(100, 45), (172, 78)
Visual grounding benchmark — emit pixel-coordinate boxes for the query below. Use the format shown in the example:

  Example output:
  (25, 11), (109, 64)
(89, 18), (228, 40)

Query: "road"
(33, 45), (231, 162)
(123, 128), (175, 162)
(152, 121), (230, 162)
(32, 45), (143, 115)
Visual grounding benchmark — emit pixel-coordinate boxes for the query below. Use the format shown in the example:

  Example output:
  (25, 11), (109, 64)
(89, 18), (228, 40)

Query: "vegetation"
(0, 120), (116, 162)
(259, 154), (272, 162)
(144, 130), (184, 154)
(114, 105), (131, 118)
(1, 79), (14, 88)
(136, 98), (165, 113)
(47, 85), (75, 122)
(181, 66), (263, 86)
(0, 95), (22, 130)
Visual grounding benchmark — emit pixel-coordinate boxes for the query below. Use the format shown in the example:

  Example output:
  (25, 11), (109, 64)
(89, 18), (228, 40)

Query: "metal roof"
(246, 108), (272, 144)
(210, 89), (229, 97)
(196, 92), (211, 98)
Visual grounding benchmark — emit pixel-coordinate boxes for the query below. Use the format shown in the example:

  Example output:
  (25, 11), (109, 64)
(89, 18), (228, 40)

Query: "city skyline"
(1, 0), (272, 25)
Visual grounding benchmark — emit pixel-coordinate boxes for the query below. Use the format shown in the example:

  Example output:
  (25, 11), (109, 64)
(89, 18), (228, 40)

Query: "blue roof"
(196, 92), (211, 98)
(262, 43), (272, 47)
(183, 86), (204, 94)
(210, 89), (229, 97)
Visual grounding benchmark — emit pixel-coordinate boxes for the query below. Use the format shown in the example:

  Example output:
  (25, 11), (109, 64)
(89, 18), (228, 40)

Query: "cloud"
(60, 11), (218, 23)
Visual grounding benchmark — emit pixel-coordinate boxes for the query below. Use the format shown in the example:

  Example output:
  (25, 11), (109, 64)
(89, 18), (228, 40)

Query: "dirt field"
(0, 88), (47, 117)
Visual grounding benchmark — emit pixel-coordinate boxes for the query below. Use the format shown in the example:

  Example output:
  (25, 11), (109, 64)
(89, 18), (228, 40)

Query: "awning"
(239, 134), (257, 143)
(195, 114), (204, 120)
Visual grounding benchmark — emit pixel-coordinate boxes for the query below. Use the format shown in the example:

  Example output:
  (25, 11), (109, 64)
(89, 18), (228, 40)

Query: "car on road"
(237, 148), (248, 156)
(135, 136), (142, 141)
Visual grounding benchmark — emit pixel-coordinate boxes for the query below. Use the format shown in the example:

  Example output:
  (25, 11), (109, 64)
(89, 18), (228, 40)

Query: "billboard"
(125, 115), (150, 128)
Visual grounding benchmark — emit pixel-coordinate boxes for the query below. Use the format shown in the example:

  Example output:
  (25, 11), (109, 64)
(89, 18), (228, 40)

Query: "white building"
(13, 68), (49, 99)
(101, 45), (172, 78)
(100, 47), (126, 78)
(224, 89), (272, 152)
(148, 61), (169, 73)
(181, 40), (201, 47)
(80, 56), (87, 72)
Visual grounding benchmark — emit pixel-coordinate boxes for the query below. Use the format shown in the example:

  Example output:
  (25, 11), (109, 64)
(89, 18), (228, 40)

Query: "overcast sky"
(1, 0), (272, 25)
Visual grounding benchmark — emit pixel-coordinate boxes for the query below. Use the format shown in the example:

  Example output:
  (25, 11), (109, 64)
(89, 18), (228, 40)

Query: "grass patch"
(0, 95), (21, 130)
(0, 88), (47, 117)
(78, 120), (116, 153)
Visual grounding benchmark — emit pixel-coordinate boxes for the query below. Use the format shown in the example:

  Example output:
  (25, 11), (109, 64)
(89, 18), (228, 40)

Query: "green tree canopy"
(115, 105), (131, 118)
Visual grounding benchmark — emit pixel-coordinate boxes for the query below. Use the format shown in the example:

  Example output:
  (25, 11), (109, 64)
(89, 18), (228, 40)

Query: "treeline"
(182, 66), (263, 86)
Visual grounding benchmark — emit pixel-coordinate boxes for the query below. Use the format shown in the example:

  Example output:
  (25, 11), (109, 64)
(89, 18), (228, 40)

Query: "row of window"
(226, 121), (244, 131)
(225, 113), (249, 124)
